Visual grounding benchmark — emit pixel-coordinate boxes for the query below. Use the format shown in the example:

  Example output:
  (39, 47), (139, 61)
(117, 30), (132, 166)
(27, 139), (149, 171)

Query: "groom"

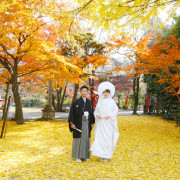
(68, 85), (95, 162)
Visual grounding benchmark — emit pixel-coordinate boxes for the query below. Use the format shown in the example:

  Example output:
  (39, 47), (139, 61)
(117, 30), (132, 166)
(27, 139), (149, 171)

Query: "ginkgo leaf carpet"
(0, 116), (180, 179)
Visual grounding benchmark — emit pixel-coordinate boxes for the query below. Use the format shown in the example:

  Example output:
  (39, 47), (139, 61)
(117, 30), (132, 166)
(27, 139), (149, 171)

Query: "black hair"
(103, 89), (110, 93)
(80, 85), (88, 91)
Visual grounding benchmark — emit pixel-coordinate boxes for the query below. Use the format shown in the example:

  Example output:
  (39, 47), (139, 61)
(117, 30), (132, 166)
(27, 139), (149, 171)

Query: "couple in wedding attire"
(68, 81), (119, 162)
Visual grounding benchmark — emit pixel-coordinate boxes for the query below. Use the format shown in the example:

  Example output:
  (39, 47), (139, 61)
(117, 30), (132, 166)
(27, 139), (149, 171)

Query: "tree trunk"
(136, 77), (140, 110)
(11, 74), (24, 125)
(52, 92), (56, 110)
(60, 82), (68, 111)
(56, 88), (62, 112)
(156, 92), (159, 115)
(89, 70), (95, 102)
(133, 76), (140, 115)
(72, 83), (79, 103)
(48, 80), (52, 107)
(132, 78), (136, 114)
(89, 78), (92, 101)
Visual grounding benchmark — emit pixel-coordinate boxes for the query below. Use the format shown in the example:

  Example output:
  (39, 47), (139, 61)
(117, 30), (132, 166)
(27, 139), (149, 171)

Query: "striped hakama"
(72, 115), (90, 159)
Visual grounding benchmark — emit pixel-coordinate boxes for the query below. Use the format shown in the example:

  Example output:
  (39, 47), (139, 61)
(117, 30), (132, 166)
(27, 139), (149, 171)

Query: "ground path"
(0, 107), (143, 121)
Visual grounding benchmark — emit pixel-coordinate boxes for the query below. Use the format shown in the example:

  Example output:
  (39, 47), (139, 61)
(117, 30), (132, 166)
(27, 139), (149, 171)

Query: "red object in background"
(90, 90), (99, 110)
(0, 99), (5, 108)
(124, 95), (129, 109)
(177, 86), (180, 102)
(177, 86), (180, 94)
(12, 96), (14, 102)
(144, 94), (150, 111)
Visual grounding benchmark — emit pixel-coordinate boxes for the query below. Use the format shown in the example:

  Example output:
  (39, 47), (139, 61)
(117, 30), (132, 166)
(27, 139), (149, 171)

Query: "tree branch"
(119, 0), (177, 8)
(0, 75), (10, 81)
(68, 0), (94, 34)
(0, 44), (15, 60)
(0, 55), (12, 74)
(18, 43), (33, 62)
(18, 65), (49, 77)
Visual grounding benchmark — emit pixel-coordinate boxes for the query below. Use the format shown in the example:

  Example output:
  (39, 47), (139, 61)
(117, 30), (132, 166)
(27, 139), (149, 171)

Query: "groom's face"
(80, 88), (88, 98)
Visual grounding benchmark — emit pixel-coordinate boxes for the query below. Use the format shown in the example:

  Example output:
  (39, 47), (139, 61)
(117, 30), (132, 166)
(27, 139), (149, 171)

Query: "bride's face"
(103, 91), (110, 98)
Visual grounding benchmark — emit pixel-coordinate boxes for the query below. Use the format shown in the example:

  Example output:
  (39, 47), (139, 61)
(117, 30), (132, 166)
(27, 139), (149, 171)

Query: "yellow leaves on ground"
(0, 116), (180, 179)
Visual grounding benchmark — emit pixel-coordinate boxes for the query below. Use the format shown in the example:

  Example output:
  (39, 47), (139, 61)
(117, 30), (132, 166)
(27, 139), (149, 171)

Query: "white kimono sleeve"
(107, 100), (118, 119)
(108, 100), (119, 152)
(94, 102), (100, 118)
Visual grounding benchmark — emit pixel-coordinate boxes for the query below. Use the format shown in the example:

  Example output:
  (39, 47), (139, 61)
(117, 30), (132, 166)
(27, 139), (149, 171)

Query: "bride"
(90, 81), (119, 162)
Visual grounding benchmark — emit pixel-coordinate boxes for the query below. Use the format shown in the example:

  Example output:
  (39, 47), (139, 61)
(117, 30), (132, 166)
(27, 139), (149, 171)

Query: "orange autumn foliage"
(107, 34), (180, 100)
(137, 35), (180, 99)
(0, 0), (83, 89)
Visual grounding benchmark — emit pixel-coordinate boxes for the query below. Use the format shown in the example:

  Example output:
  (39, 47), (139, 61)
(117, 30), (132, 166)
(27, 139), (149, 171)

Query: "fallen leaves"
(0, 116), (180, 179)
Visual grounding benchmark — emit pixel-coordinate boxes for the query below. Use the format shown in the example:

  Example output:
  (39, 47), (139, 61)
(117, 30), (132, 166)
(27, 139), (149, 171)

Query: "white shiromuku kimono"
(90, 82), (119, 159)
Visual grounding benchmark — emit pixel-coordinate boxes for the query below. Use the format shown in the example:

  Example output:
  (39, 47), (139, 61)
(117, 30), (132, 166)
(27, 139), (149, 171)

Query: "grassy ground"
(0, 116), (180, 179)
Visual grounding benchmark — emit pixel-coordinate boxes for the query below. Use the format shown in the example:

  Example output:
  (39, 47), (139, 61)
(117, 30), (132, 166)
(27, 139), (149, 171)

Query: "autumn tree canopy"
(136, 35), (180, 100)
(70, 0), (179, 31)
(0, 0), (82, 124)
(106, 33), (152, 114)
(108, 33), (180, 101)
(57, 33), (109, 102)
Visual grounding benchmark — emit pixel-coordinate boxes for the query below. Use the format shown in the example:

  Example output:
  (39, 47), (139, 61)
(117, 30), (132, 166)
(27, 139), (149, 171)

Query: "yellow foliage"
(0, 116), (180, 179)
(75, 0), (180, 31)
(0, 0), (83, 89)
